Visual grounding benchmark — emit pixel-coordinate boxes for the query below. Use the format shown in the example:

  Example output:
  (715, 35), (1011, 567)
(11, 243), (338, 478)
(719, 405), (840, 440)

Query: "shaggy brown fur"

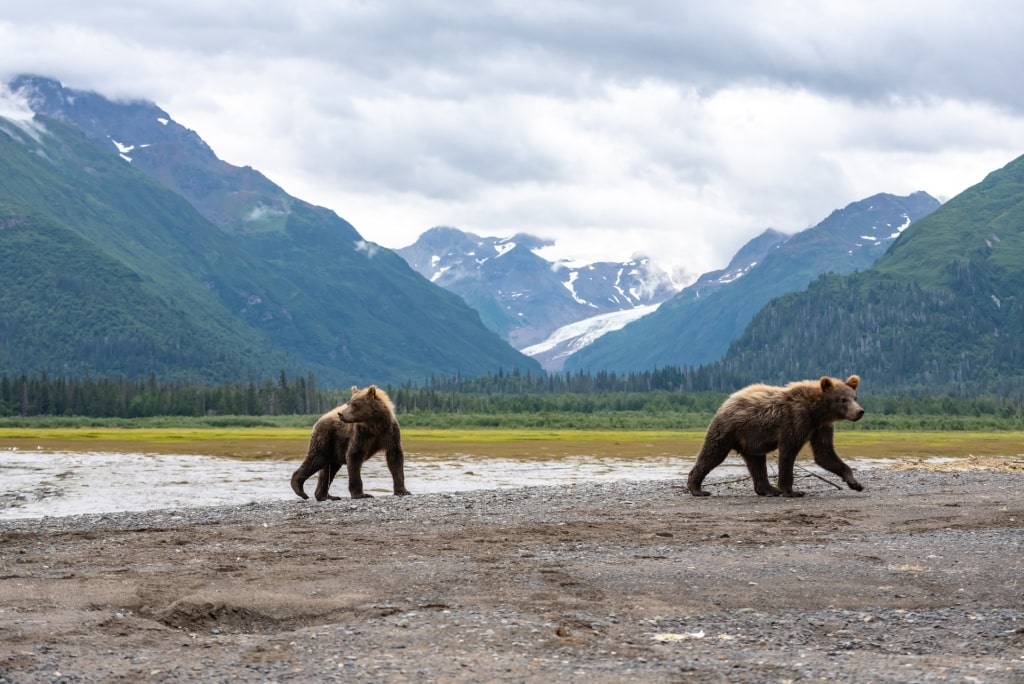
(686, 375), (865, 497)
(290, 385), (410, 501)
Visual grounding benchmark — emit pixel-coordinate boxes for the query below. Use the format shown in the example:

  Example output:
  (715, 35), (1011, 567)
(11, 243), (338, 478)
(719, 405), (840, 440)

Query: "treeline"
(0, 372), (330, 419)
(0, 369), (730, 418)
(1, 369), (1022, 422)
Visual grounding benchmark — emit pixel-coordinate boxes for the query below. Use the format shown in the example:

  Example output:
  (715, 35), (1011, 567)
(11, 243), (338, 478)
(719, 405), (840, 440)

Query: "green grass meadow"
(1, 423), (1021, 464)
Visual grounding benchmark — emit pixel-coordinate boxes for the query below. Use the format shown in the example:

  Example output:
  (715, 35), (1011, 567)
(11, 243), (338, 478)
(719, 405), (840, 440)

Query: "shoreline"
(2, 468), (1023, 682)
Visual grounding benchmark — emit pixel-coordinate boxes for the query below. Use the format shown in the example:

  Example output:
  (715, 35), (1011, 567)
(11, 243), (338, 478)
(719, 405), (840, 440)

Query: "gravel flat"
(1, 466), (1022, 682)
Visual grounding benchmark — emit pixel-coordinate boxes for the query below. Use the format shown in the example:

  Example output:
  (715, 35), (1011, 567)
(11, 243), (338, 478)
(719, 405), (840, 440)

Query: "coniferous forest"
(1, 370), (1021, 431)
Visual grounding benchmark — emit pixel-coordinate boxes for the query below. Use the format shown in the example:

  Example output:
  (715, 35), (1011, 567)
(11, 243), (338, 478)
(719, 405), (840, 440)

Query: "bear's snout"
(850, 407), (865, 421)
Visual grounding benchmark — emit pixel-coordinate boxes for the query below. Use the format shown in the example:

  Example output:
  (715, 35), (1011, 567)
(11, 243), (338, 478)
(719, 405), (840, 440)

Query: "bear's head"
(338, 385), (396, 424)
(819, 375), (865, 422)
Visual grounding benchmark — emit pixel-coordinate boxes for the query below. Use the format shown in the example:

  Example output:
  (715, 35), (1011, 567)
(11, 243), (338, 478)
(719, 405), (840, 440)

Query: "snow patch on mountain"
(521, 304), (661, 371)
(563, 271), (598, 308)
(494, 240), (515, 257)
(716, 261), (758, 285)
(112, 139), (134, 162)
(397, 226), (679, 351)
(894, 212), (911, 236)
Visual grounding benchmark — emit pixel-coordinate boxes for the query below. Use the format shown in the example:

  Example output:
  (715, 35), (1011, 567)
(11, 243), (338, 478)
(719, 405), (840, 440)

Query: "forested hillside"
(717, 155), (1024, 397)
(567, 192), (939, 372)
(0, 123), (294, 380)
(0, 207), (281, 379)
(1, 76), (540, 386)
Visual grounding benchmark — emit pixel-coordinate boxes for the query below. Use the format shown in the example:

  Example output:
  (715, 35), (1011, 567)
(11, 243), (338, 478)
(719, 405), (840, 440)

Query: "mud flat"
(1, 464), (1023, 683)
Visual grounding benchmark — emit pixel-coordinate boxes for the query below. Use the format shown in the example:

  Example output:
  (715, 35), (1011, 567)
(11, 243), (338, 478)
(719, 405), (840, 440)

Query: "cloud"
(2, 1), (1024, 278)
(354, 240), (381, 258)
(0, 81), (47, 141)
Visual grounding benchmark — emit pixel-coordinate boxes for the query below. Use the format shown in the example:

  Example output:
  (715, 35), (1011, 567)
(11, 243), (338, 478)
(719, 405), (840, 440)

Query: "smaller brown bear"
(291, 385), (410, 501)
(686, 375), (865, 497)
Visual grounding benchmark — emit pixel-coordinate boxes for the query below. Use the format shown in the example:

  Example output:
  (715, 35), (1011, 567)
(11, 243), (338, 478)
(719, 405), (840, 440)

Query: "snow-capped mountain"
(1, 74), (541, 384)
(566, 191), (941, 373)
(396, 227), (680, 356)
(519, 228), (788, 371)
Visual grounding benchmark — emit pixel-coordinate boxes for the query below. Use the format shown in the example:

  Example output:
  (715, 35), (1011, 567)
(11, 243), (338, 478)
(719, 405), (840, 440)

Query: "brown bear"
(686, 375), (865, 497)
(290, 385), (411, 501)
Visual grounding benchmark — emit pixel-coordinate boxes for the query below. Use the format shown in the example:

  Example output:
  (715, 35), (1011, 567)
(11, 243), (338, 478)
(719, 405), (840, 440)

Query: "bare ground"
(1, 463), (1022, 683)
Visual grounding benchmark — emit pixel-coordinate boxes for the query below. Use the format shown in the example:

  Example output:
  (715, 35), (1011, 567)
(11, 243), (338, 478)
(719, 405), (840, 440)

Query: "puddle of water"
(0, 448), (899, 520)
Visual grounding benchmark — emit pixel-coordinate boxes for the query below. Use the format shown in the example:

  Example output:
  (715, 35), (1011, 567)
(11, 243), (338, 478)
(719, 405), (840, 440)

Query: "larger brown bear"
(686, 375), (865, 497)
(291, 385), (410, 501)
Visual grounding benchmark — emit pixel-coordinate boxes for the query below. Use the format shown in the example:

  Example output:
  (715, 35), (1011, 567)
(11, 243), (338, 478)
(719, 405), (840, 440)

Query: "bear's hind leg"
(742, 453), (781, 496)
(294, 428), (336, 500)
(313, 434), (346, 501)
(686, 432), (732, 496)
(313, 462), (343, 501)
(291, 459), (320, 499)
(385, 444), (411, 496)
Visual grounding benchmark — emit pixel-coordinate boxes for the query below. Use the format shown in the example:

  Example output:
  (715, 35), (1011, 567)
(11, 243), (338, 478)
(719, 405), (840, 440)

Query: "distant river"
(0, 448), (711, 520)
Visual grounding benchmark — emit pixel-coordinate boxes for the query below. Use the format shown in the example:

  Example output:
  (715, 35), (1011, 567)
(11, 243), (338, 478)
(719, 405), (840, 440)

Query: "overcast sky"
(3, 1), (1024, 281)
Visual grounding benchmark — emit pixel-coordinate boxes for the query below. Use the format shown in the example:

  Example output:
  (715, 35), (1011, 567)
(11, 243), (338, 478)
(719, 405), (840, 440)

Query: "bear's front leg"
(776, 447), (804, 497)
(345, 454), (374, 499)
(810, 427), (864, 492)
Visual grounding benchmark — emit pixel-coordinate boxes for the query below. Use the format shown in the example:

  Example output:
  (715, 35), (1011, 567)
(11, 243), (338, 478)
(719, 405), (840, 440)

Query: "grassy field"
(1, 426), (1022, 463)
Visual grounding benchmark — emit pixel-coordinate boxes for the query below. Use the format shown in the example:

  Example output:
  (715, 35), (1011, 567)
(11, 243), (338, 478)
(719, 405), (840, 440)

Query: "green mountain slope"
(1, 77), (539, 385)
(566, 192), (938, 372)
(0, 205), (286, 379)
(717, 155), (1024, 395)
(0, 119), (295, 381)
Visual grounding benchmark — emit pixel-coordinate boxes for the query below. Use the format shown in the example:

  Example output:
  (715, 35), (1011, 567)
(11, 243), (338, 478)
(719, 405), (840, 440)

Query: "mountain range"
(396, 227), (679, 369)
(397, 192), (940, 374)
(3, 75), (1022, 397)
(565, 191), (941, 372)
(0, 75), (540, 386)
(715, 154), (1024, 396)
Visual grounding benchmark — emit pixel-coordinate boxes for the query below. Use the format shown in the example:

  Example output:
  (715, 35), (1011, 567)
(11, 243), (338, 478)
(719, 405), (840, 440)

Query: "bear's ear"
(366, 385), (377, 397)
(846, 375), (860, 390)
(819, 376), (834, 392)
(350, 385), (359, 396)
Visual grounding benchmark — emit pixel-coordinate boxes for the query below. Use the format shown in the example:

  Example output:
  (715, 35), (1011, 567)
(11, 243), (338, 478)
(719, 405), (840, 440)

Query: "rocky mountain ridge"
(396, 227), (679, 353)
